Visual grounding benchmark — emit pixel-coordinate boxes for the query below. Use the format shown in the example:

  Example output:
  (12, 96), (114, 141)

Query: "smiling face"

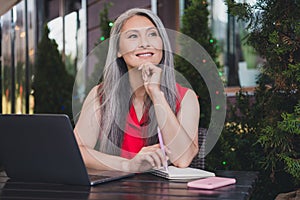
(118, 15), (163, 70)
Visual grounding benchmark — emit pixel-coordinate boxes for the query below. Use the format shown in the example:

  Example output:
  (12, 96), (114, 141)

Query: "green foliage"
(206, 91), (263, 171)
(260, 102), (300, 181)
(65, 54), (77, 77)
(208, 0), (300, 199)
(207, 92), (299, 200)
(279, 104), (300, 135)
(180, 0), (219, 60)
(99, 3), (113, 41)
(175, 0), (220, 128)
(280, 156), (300, 181)
(225, 0), (252, 22)
(33, 25), (74, 119)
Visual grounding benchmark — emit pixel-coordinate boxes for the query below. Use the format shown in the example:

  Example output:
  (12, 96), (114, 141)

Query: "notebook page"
(151, 166), (215, 180)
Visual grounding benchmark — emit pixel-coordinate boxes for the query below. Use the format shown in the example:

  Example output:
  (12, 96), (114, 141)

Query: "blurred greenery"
(175, 0), (221, 128)
(32, 25), (75, 121)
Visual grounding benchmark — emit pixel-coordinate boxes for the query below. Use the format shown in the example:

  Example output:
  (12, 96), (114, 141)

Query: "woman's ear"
(117, 51), (122, 58)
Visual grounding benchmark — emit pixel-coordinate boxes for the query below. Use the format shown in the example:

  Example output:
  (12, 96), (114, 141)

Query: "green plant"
(207, 1), (300, 199)
(206, 91), (263, 171)
(33, 25), (74, 119)
(260, 102), (300, 181)
(175, 0), (220, 128)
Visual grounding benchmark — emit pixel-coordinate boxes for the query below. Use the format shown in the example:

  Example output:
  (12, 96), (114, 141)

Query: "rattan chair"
(189, 128), (207, 169)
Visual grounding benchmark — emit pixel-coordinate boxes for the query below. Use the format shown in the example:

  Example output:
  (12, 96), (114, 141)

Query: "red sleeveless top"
(120, 83), (188, 159)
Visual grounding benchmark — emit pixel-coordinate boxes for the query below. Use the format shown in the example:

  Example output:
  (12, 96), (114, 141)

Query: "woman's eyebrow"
(124, 29), (139, 34)
(123, 26), (158, 34)
(146, 27), (158, 31)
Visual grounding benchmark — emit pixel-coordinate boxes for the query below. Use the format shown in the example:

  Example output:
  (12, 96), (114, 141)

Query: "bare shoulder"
(81, 85), (102, 110)
(88, 85), (101, 97)
(182, 88), (198, 103)
(177, 88), (199, 116)
(86, 85), (101, 100)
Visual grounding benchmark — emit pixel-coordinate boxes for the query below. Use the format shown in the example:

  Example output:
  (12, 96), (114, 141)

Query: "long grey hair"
(97, 8), (178, 155)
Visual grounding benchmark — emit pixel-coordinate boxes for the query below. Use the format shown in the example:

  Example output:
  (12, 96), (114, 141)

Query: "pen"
(157, 127), (169, 173)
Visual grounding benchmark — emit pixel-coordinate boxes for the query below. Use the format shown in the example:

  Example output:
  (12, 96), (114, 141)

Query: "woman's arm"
(74, 135), (166, 172)
(74, 85), (125, 171)
(74, 85), (168, 172)
(152, 89), (199, 168)
(140, 63), (200, 168)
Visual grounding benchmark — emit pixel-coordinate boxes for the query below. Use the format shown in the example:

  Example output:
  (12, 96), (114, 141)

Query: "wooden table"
(0, 170), (258, 200)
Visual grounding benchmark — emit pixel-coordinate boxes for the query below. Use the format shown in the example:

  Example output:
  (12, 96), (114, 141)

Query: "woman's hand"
(126, 144), (168, 173)
(138, 62), (162, 100)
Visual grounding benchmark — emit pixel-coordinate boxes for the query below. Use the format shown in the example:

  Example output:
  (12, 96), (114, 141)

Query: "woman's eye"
(148, 32), (158, 37)
(128, 34), (138, 39)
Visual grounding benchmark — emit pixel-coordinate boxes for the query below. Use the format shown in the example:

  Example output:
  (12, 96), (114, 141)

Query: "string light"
(216, 105), (221, 110)
(218, 71), (223, 77)
(202, 59), (206, 63)
(100, 36), (105, 41)
(109, 22), (114, 27)
(216, 90), (220, 95)
(222, 161), (227, 165)
(209, 39), (214, 43)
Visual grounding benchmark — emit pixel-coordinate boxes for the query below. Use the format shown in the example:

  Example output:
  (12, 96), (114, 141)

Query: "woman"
(74, 8), (200, 173)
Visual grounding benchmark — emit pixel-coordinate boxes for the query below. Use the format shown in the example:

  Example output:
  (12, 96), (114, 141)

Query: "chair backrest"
(189, 128), (207, 169)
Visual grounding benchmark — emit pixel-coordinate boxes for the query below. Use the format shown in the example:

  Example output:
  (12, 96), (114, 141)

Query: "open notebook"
(151, 166), (215, 180)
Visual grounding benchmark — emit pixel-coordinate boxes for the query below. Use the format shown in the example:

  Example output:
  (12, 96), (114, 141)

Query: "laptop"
(0, 114), (134, 186)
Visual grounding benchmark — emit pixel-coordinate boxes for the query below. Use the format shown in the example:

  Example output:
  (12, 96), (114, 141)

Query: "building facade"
(0, 0), (256, 114)
(0, 0), (182, 114)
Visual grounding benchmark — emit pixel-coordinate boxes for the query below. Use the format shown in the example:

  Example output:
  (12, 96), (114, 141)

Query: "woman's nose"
(139, 36), (150, 48)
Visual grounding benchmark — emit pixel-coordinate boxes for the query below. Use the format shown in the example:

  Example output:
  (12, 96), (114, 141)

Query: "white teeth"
(137, 53), (152, 57)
